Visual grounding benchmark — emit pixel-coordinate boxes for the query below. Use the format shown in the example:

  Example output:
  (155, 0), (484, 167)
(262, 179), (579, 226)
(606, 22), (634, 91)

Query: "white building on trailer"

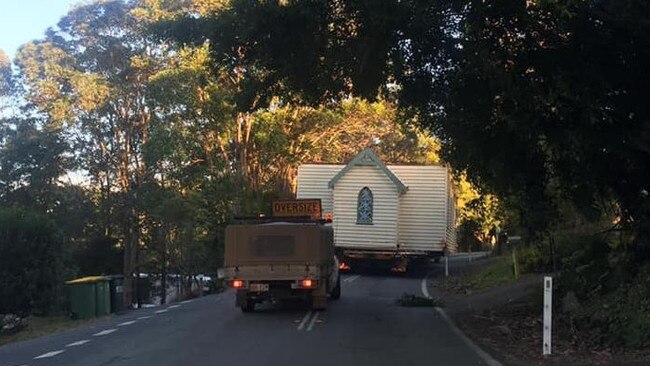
(296, 149), (457, 262)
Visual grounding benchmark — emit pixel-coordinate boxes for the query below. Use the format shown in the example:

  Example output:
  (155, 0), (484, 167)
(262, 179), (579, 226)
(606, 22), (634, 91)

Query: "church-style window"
(357, 187), (373, 224)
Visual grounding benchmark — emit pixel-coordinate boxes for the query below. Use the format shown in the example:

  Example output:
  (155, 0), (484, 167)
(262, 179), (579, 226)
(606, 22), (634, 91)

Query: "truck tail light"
(301, 279), (313, 288)
(232, 280), (244, 288)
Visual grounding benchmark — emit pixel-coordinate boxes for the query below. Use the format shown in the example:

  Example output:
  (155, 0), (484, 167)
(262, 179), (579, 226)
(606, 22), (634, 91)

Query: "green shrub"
(548, 232), (649, 349)
(0, 208), (66, 315)
(571, 265), (650, 348)
(517, 244), (544, 273)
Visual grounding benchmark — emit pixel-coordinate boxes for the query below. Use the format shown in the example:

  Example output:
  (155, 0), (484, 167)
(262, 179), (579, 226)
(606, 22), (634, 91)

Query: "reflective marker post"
(543, 276), (553, 356)
(445, 256), (449, 277)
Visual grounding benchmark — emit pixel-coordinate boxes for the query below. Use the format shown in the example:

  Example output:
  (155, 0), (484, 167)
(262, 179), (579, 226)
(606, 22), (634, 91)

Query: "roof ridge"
(327, 148), (408, 195)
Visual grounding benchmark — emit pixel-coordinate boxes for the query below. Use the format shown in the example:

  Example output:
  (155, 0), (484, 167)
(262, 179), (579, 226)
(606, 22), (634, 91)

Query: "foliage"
(516, 245), (545, 274)
(0, 49), (13, 114)
(71, 235), (122, 277)
(0, 208), (68, 315)
(0, 119), (70, 209)
(513, 229), (647, 348)
(569, 264), (650, 349)
(0, 0), (504, 313)
(248, 98), (441, 195)
(467, 256), (518, 292)
(179, 0), (650, 258)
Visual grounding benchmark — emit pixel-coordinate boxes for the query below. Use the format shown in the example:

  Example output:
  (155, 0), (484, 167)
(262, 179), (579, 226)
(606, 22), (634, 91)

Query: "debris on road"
(396, 293), (443, 307)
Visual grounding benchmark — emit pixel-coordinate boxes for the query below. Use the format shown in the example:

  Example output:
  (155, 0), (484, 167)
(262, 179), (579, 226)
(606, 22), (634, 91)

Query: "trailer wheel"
(240, 299), (255, 313)
(331, 274), (341, 300)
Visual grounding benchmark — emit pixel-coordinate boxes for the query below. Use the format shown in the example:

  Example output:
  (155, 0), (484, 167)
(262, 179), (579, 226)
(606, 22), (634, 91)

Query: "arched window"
(357, 187), (373, 224)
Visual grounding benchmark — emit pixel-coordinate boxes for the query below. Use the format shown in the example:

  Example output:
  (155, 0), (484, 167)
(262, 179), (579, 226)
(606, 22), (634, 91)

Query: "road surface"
(1, 256), (491, 366)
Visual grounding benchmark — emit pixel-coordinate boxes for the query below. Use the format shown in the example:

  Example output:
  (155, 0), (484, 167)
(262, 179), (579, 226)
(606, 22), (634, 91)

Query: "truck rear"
(224, 220), (340, 312)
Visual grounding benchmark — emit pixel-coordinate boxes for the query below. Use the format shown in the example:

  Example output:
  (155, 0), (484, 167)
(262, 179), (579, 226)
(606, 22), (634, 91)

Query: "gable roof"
(328, 148), (408, 195)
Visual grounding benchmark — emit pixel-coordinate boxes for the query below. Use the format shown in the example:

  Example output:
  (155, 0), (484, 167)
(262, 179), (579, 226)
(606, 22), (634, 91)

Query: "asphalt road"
(1, 255), (491, 366)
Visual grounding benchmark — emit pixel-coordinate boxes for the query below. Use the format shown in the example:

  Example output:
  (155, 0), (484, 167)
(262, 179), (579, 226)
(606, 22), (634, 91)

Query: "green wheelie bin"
(66, 276), (111, 319)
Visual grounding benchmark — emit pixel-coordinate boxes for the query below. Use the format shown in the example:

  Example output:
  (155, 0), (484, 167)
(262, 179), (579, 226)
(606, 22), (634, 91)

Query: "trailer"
(296, 149), (457, 270)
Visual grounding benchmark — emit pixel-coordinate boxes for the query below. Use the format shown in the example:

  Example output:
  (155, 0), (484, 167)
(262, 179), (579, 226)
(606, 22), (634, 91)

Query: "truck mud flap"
(311, 283), (328, 310)
(236, 289), (248, 307)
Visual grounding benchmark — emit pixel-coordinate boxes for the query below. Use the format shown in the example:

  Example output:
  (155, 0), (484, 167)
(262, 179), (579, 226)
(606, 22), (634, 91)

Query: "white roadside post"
(445, 255), (449, 277)
(543, 276), (553, 356)
(443, 244), (449, 277)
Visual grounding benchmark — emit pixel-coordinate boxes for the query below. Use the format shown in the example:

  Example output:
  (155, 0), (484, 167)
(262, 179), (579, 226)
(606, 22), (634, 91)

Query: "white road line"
(137, 315), (153, 320)
(435, 307), (503, 366)
(34, 350), (65, 359)
(306, 311), (320, 331)
(296, 311), (314, 331)
(421, 277), (431, 299)
(117, 320), (136, 326)
(344, 275), (360, 283)
(181, 299), (193, 304)
(66, 339), (90, 347)
(421, 275), (502, 366)
(154, 309), (168, 314)
(168, 305), (181, 309)
(93, 329), (117, 336)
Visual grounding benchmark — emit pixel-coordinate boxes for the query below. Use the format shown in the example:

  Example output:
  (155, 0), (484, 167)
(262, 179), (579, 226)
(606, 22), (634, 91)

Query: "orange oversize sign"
(272, 199), (322, 220)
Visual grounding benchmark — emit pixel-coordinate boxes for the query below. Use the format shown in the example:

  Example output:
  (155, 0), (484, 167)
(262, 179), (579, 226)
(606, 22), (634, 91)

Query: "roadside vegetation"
(441, 256), (520, 294)
(0, 0), (493, 337)
(1, 0), (648, 360)
(0, 315), (109, 346)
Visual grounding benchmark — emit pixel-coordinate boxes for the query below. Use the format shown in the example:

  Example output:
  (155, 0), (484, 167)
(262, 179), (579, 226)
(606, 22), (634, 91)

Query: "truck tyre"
(433, 256), (441, 263)
(240, 299), (255, 313)
(331, 274), (341, 300)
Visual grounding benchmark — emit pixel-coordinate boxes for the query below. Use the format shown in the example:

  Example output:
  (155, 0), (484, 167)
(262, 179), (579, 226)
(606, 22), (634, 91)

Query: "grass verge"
(0, 315), (110, 346)
(469, 255), (518, 291)
(439, 255), (520, 294)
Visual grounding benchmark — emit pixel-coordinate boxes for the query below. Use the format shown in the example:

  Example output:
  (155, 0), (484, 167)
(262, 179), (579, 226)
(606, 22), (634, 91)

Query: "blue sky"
(0, 0), (80, 59)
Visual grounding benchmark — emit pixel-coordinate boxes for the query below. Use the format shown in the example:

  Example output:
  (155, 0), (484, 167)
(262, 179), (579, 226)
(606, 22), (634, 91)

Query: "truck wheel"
(240, 300), (255, 313)
(331, 274), (341, 300)
(433, 256), (441, 263)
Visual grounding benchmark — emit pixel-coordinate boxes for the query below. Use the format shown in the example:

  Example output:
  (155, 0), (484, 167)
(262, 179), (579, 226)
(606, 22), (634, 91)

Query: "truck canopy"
(224, 222), (334, 267)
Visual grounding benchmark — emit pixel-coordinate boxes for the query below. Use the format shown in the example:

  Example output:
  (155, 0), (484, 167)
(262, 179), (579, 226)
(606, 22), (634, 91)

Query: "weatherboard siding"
(333, 165), (399, 249)
(296, 165), (342, 216)
(390, 166), (452, 252)
(295, 163), (457, 253)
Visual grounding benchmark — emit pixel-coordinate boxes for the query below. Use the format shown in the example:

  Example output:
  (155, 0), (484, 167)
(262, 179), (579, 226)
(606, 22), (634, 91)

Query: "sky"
(0, 0), (81, 59)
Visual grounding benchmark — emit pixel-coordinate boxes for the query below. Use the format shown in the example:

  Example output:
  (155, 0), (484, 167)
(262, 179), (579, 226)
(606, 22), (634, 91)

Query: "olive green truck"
(224, 220), (341, 312)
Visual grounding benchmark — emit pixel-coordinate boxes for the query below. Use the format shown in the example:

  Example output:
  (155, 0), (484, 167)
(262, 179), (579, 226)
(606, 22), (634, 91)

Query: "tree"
(248, 98), (441, 196)
(0, 49), (12, 116)
(167, 0), (650, 259)
(0, 208), (67, 315)
(14, 0), (167, 306)
(0, 119), (70, 210)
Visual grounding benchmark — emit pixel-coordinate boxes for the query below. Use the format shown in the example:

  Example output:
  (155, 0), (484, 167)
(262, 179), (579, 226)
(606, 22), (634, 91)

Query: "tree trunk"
(160, 228), (168, 305)
(122, 206), (139, 308)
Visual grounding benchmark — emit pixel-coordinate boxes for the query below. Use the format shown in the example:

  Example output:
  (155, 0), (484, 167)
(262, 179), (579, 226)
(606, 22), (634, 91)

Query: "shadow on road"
(242, 299), (315, 314)
(341, 262), (434, 279)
